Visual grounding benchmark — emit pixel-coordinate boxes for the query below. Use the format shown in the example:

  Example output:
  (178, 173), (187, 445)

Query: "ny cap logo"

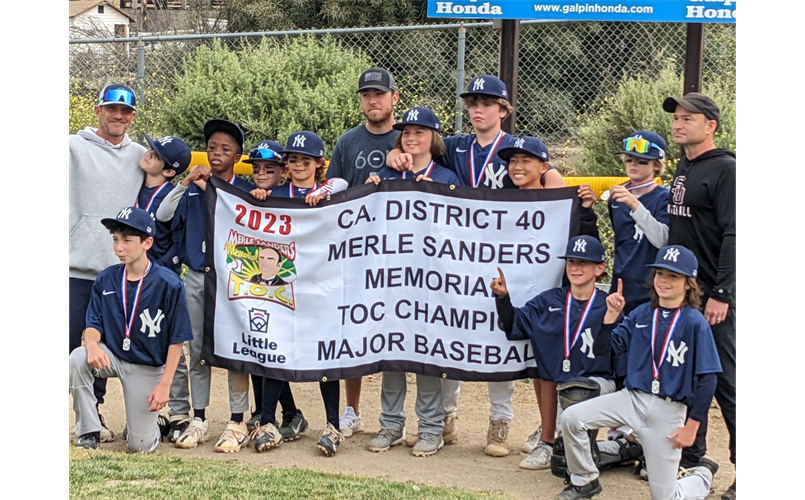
(472, 78), (485, 91)
(664, 247), (681, 262)
(573, 239), (587, 253)
(514, 138), (525, 149)
(406, 109), (420, 121)
(666, 340), (688, 367)
(118, 207), (132, 220)
(157, 136), (173, 146)
(293, 135), (306, 148)
(580, 328), (595, 359)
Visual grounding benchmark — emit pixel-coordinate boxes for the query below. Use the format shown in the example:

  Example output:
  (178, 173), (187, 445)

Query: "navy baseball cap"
(101, 207), (156, 237)
(497, 136), (550, 163)
(618, 130), (667, 160)
(460, 75), (509, 101)
(559, 236), (606, 263)
(393, 107), (441, 132)
(662, 92), (720, 127)
(143, 134), (192, 175)
(282, 131), (324, 158)
(243, 139), (284, 164)
(357, 68), (397, 93)
(647, 245), (698, 278)
(203, 119), (246, 154)
(97, 83), (136, 110)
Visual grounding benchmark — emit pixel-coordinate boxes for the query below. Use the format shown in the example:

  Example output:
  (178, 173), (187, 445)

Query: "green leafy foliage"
(159, 36), (368, 155)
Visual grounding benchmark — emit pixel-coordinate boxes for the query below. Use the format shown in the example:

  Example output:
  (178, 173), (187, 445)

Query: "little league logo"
(248, 308), (270, 333)
(224, 230), (297, 310)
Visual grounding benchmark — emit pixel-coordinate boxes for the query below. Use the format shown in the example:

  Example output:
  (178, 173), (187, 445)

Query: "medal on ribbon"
(650, 307), (682, 396)
(563, 290), (597, 373)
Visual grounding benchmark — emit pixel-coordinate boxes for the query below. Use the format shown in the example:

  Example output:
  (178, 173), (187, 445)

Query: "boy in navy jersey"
(554, 246), (721, 500)
(136, 134), (191, 274)
(69, 207), (192, 451)
(155, 119), (255, 452)
(365, 107), (453, 457)
(492, 236), (616, 470)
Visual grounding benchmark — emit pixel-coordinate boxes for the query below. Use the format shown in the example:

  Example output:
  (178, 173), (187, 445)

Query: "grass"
(69, 447), (511, 500)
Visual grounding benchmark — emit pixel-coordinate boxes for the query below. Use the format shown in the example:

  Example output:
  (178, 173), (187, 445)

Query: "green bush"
(159, 36), (368, 156)
(574, 63), (736, 178)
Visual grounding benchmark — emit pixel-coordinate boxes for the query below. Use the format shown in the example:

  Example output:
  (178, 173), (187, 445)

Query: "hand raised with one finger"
(490, 267), (509, 298)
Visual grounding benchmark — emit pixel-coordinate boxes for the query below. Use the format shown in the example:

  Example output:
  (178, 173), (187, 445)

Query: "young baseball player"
(608, 131), (671, 316)
(368, 106), (460, 186)
(136, 134), (191, 275)
(491, 235), (615, 471)
(363, 107), (453, 457)
(69, 206), (193, 452)
(155, 119), (255, 452)
(494, 136), (599, 459)
(554, 245), (721, 500)
(384, 78), (563, 455)
(263, 130), (346, 457)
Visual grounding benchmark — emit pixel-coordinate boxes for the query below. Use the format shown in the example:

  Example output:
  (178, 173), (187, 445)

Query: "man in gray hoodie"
(69, 83), (146, 442)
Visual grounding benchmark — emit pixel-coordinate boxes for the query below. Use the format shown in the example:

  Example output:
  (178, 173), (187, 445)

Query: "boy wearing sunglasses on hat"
(70, 207), (193, 452)
(70, 83), (146, 442)
(136, 134), (192, 275)
(245, 139), (287, 201)
(155, 119), (255, 453)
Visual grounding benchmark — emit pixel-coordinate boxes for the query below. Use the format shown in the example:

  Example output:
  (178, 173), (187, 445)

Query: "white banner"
(203, 177), (581, 382)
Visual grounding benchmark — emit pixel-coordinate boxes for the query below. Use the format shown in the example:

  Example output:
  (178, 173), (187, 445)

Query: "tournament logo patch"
(248, 308), (270, 333)
(224, 229), (297, 310)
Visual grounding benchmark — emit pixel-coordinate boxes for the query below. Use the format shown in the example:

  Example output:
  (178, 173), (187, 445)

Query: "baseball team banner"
(202, 177), (581, 382)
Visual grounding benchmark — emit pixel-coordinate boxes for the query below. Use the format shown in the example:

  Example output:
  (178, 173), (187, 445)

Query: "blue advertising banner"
(427, 0), (736, 23)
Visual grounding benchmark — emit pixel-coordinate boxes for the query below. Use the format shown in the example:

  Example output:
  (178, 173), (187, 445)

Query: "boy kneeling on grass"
(70, 206), (193, 452)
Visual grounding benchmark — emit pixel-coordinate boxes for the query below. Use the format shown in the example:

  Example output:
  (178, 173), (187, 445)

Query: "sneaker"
(521, 424), (543, 453)
(411, 433), (444, 457)
(484, 418), (510, 457)
(368, 427), (406, 452)
(175, 417), (209, 449)
(157, 414), (171, 439)
(721, 481), (736, 500)
(76, 432), (100, 449)
(98, 413), (115, 443)
(214, 421), (250, 453)
(519, 440), (553, 470)
(443, 411), (459, 444)
(251, 422), (282, 453)
(699, 454), (719, 477)
(317, 423), (345, 457)
(339, 406), (363, 438)
(245, 411), (262, 433)
(278, 411), (308, 442)
(554, 478), (602, 500)
(168, 414), (192, 443)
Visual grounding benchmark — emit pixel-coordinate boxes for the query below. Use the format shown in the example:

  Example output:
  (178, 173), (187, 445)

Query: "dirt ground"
(68, 368), (734, 500)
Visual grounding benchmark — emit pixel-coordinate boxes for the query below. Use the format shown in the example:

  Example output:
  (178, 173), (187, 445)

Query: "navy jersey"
(609, 186), (670, 311)
(442, 133), (518, 189)
(270, 182), (321, 198)
(508, 286), (612, 383)
(175, 176), (253, 272)
(136, 182), (180, 274)
(612, 303), (721, 404)
(376, 161), (461, 185)
(85, 262), (193, 367)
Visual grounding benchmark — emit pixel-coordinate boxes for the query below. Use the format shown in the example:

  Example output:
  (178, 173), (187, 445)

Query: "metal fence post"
(136, 38), (145, 106)
(454, 22), (466, 133)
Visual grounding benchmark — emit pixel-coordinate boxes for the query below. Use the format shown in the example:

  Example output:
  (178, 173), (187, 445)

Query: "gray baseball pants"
(380, 372), (445, 435)
(442, 379), (514, 421)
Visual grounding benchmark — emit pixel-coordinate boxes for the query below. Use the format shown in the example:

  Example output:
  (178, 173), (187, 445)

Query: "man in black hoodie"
(663, 93), (736, 500)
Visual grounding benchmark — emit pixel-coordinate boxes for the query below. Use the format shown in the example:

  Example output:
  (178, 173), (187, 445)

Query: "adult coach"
(663, 92), (736, 500)
(326, 67), (401, 436)
(69, 83), (146, 442)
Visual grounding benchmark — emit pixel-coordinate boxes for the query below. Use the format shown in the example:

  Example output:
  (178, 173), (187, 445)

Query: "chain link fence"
(68, 21), (736, 274)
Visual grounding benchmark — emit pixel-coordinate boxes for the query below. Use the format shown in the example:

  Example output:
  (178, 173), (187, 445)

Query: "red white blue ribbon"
(564, 289), (597, 360)
(469, 131), (504, 188)
(121, 260), (152, 342)
(403, 160), (435, 180)
(135, 182), (169, 212)
(651, 307), (683, 381)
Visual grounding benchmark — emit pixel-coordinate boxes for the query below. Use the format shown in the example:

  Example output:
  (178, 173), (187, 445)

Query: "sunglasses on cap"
(99, 88), (136, 108)
(248, 148), (282, 162)
(623, 137), (662, 155)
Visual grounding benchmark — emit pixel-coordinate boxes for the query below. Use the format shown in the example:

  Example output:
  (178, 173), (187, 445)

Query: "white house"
(69, 0), (135, 38)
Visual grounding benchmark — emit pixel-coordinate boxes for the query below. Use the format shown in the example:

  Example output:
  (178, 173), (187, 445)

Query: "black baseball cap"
(101, 207), (156, 237)
(358, 68), (397, 93)
(662, 92), (720, 127)
(97, 83), (136, 110)
(203, 119), (246, 154)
